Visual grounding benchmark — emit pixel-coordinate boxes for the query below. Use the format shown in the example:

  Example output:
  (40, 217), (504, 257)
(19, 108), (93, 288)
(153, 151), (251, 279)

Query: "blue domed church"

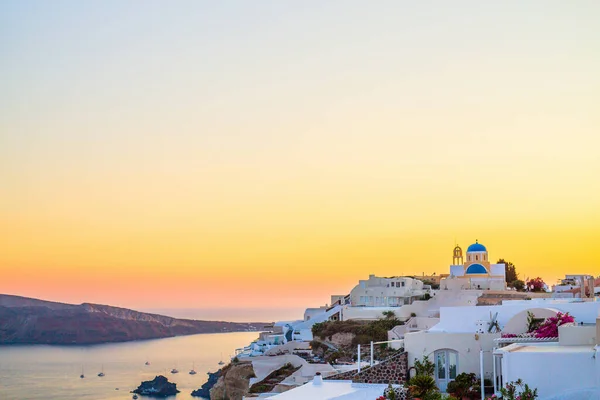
(449, 240), (507, 290)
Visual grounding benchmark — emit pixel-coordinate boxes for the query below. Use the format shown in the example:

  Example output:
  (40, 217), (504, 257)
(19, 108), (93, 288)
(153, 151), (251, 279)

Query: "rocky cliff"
(210, 362), (255, 400)
(0, 294), (263, 345)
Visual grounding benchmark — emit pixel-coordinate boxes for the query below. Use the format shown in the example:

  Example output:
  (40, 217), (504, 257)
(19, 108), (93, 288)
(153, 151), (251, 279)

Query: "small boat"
(98, 364), (105, 377)
(189, 362), (197, 375)
(132, 395), (139, 399)
(145, 361), (150, 366)
(218, 353), (225, 365)
(171, 366), (179, 374)
(80, 366), (85, 379)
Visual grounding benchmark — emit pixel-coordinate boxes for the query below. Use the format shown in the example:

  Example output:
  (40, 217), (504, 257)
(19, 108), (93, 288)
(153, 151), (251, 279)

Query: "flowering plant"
(500, 312), (575, 339)
(534, 312), (574, 338)
(486, 379), (538, 400)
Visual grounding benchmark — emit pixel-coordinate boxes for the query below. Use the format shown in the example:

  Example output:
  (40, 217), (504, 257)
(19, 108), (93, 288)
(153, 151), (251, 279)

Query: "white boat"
(98, 364), (105, 377)
(189, 362), (197, 375)
(218, 353), (225, 365)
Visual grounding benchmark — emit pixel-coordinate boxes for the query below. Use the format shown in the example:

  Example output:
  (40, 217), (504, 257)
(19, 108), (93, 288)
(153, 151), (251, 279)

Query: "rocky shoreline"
(191, 370), (222, 398)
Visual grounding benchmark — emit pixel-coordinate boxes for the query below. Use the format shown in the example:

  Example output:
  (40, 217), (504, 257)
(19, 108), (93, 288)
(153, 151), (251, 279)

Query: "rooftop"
(467, 241), (487, 252)
(500, 343), (595, 354)
(266, 380), (390, 399)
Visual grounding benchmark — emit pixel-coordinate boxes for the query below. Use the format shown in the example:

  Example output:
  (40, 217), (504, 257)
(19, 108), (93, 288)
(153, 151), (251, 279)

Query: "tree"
(511, 279), (525, 291)
(527, 277), (546, 292)
(497, 259), (518, 285)
(382, 310), (396, 319)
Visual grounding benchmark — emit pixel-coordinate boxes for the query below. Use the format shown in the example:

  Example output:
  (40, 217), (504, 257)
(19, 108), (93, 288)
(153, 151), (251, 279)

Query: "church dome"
(466, 264), (487, 274)
(467, 241), (487, 252)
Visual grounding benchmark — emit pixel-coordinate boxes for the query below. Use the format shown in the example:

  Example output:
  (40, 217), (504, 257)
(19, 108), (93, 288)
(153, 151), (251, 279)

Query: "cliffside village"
(218, 241), (600, 400)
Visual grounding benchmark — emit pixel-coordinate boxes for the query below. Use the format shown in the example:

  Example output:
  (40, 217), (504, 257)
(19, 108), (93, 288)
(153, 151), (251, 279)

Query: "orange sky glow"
(1, 2), (599, 320)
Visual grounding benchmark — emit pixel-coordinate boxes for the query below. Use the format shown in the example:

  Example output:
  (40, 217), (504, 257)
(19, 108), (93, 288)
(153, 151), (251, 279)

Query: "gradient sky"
(1, 1), (599, 320)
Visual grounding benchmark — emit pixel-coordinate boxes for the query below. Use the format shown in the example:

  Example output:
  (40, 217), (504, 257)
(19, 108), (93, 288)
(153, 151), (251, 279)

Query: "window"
(401, 281), (405, 287)
(476, 255), (479, 261)
(391, 282), (395, 287)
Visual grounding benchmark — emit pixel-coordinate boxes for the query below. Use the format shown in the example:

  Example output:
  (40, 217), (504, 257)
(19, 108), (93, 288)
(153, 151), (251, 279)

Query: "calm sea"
(0, 331), (260, 400)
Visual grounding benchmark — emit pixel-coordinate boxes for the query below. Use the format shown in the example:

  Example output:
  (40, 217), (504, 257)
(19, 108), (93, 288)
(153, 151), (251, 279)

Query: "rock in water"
(191, 370), (222, 398)
(132, 375), (180, 397)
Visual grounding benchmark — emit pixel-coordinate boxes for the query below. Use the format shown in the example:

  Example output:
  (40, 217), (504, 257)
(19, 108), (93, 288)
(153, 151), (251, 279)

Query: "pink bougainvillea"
(533, 312), (574, 338)
(501, 312), (575, 339)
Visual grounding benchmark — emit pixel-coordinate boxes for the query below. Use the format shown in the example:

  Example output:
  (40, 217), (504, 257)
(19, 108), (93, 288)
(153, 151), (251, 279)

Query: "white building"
(404, 299), (600, 394)
(552, 274), (598, 298)
(494, 313), (600, 400)
(305, 306), (329, 321)
(349, 275), (426, 307)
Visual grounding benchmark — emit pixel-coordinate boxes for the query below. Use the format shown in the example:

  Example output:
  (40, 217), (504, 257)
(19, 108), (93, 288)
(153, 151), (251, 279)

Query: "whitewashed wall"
(500, 344), (599, 399)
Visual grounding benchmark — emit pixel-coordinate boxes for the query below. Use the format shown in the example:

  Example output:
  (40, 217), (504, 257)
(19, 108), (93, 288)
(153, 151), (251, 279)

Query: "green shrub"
(413, 355), (435, 377)
(446, 373), (478, 399)
(314, 319), (403, 344)
(408, 374), (438, 398)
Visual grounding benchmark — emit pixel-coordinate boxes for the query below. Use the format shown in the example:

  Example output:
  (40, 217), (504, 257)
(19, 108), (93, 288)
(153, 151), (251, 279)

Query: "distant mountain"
(0, 294), (264, 345)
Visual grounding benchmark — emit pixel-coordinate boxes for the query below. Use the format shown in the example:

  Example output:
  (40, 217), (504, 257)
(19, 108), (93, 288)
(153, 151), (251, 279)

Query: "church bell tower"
(453, 244), (463, 265)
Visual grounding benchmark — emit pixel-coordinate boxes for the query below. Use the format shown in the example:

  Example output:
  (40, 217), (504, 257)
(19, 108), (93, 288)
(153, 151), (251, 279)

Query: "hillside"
(0, 294), (263, 345)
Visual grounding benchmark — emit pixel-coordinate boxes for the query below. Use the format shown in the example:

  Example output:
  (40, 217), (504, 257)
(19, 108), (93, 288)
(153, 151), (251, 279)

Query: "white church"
(447, 240), (507, 290)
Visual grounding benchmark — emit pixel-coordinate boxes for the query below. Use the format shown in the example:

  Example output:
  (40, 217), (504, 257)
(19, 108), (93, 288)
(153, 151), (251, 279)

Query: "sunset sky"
(1, 1), (599, 320)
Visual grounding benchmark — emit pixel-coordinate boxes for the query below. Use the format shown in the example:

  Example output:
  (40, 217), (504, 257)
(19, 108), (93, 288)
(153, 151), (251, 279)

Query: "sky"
(1, 1), (599, 321)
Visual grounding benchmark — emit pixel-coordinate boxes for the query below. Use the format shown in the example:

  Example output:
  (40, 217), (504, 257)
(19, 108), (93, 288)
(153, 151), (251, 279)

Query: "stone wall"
(326, 351), (408, 384)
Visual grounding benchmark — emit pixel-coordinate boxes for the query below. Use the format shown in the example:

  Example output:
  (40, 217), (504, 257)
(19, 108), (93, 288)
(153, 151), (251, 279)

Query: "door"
(435, 349), (458, 392)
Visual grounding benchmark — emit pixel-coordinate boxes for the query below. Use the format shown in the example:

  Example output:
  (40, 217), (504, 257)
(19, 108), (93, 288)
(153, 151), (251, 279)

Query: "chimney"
(313, 372), (323, 386)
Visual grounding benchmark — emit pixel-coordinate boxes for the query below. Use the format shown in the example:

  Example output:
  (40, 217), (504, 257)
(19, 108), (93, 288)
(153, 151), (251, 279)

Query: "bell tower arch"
(453, 244), (463, 265)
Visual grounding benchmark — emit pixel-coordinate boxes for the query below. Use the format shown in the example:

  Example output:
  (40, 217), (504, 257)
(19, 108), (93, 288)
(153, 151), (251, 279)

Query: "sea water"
(0, 331), (259, 400)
